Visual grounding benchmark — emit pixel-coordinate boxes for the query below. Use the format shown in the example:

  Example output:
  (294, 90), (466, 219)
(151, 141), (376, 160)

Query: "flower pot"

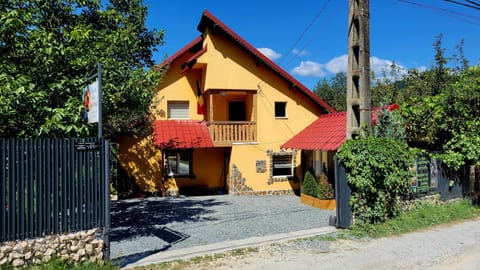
(300, 193), (336, 210)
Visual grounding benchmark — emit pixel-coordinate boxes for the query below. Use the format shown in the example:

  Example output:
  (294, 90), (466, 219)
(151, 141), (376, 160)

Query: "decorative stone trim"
(233, 189), (298, 196)
(266, 149), (297, 185)
(230, 164), (253, 195)
(0, 229), (104, 268)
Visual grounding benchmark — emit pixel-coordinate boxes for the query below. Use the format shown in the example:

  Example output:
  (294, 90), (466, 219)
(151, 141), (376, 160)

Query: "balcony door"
(228, 101), (246, 121)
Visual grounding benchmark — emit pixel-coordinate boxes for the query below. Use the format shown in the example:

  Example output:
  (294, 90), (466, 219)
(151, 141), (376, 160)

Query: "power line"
(282, 1), (343, 69)
(444, 0), (480, 10)
(278, 0), (332, 66)
(465, 0), (480, 7)
(396, 0), (480, 25)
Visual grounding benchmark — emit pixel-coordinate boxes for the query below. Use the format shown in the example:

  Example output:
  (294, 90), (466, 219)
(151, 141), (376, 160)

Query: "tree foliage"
(402, 66), (480, 170)
(337, 137), (416, 224)
(0, 0), (165, 138)
(313, 72), (347, 111)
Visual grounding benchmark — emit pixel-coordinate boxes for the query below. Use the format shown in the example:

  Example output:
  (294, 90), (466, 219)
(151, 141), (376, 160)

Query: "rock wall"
(0, 228), (104, 268)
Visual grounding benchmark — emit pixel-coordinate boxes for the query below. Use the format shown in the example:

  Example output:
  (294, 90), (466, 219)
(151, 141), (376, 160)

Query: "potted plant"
(315, 174), (336, 210)
(300, 170), (336, 210)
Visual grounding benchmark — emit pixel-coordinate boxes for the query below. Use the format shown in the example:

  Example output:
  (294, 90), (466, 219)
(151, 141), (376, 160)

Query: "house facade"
(118, 10), (335, 196)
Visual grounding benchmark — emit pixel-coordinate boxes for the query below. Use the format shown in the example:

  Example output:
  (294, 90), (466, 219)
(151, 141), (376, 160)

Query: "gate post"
(102, 139), (111, 260)
(334, 158), (352, 229)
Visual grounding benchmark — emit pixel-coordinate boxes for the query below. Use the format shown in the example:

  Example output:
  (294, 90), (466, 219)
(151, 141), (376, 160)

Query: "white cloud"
(291, 49), (309, 56)
(325, 55), (348, 74)
(292, 54), (410, 81)
(257, 47), (282, 60)
(291, 61), (326, 77)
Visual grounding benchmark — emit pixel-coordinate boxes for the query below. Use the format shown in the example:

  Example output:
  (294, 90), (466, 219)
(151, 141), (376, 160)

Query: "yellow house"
(118, 10), (335, 196)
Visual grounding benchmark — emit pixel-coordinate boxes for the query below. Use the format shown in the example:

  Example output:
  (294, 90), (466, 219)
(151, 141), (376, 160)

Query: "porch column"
(209, 92), (214, 121)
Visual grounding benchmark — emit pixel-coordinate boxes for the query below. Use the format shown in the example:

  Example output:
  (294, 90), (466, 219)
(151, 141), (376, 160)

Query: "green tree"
(0, 0), (165, 138)
(402, 66), (480, 170)
(314, 72), (347, 111)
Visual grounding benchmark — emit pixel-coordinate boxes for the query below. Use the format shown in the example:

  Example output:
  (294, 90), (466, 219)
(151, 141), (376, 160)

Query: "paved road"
(110, 195), (334, 266)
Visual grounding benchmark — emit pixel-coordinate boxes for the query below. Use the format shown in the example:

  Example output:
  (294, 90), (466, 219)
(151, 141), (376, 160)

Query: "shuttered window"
(272, 154), (293, 176)
(167, 101), (189, 119)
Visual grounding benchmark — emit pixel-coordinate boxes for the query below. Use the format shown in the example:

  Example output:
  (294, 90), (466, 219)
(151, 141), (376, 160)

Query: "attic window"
(275, 102), (287, 118)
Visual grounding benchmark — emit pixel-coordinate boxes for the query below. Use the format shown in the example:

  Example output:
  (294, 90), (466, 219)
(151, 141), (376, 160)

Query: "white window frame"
(274, 101), (287, 118)
(167, 101), (189, 119)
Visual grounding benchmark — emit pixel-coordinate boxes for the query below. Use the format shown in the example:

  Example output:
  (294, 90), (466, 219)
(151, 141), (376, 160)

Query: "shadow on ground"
(110, 197), (228, 266)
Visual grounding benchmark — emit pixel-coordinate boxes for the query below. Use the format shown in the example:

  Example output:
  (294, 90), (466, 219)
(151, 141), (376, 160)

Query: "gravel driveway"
(110, 195), (334, 266)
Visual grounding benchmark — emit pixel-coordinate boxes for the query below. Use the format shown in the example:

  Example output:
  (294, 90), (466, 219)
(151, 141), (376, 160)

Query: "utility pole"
(346, 0), (371, 139)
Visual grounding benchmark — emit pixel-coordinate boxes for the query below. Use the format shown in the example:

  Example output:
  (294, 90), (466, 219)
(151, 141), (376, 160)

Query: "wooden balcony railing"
(208, 121), (257, 145)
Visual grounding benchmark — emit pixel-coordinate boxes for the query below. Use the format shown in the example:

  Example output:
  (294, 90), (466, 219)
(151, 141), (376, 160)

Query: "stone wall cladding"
(234, 189), (298, 196)
(0, 228), (104, 268)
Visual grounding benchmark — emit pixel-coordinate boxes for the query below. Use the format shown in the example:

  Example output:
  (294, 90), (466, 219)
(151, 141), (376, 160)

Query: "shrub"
(302, 170), (318, 197)
(337, 136), (416, 224)
(316, 174), (334, 199)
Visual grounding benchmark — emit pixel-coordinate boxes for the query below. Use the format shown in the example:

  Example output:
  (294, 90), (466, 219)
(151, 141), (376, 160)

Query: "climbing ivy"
(337, 136), (417, 224)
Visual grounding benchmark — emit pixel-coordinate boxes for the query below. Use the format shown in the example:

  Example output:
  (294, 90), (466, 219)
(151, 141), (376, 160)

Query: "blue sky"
(143, 0), (480, 89)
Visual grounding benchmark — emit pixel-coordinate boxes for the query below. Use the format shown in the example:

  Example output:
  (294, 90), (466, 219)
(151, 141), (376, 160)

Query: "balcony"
(208, 121), (257, 146)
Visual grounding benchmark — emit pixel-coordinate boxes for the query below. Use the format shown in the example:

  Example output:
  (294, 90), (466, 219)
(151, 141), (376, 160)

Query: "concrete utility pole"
(346, 0), (371, 139)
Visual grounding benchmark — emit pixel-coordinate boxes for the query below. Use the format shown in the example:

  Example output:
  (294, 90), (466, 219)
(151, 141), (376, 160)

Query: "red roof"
(281, 104), (400, 151)
(281, 112), (346, 151)
(153, 120), (214, 149)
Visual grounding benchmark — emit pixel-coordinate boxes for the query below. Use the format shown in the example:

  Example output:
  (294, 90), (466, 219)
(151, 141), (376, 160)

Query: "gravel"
(109, 195), (334, 264)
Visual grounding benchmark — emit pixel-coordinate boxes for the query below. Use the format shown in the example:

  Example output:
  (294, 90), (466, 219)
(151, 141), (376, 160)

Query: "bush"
(316, 174), (334, 199)
(302, 170), (318, 197)
(337, 136), (416, 224)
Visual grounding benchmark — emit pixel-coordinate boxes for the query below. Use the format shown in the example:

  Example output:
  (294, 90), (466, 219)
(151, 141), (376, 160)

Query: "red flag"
(196, 81), (205, 115)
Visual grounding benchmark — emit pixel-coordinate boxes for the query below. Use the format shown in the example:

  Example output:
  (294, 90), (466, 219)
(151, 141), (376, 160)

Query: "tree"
(402, 66), (480, 170)
(0, 0), (165, 138)
(314, 72), (347, 111)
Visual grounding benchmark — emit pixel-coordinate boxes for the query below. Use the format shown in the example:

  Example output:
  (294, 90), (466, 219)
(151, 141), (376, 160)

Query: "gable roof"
(153, 120), (214, 149)
(281, 112), (346, 151)
(159, 9), (336, 114)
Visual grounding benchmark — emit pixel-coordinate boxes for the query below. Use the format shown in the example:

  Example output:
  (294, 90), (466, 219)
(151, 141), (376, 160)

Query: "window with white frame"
(167, 101), (189, 119)
(165, 150), (193, 177)
(274, 102), (287, 118)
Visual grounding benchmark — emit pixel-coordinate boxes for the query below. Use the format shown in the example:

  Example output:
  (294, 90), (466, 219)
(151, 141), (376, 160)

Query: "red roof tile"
(281, 112), (346, 151)
(281, 104), (400, 151)
(153, 120), (214, 149)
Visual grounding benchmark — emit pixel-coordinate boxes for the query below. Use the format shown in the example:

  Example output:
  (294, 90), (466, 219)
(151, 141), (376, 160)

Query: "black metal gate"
(0, 138), (110, 257)
(334, 158), (352, 229)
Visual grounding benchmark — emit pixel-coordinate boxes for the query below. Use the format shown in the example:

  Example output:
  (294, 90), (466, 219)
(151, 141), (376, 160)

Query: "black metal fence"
(0, 138), (110, 243)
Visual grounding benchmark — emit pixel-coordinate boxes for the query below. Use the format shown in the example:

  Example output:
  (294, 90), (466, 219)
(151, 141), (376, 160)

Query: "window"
(272, 153), (293, 177)
(167, 101), (189, 119)
(166, 150), (193, 177)
(274, 102), (287, 118)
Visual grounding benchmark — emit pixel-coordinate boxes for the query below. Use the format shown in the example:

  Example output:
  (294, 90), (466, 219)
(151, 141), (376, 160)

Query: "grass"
(131, 248), (259, 270)
(13, 258), (119, 270)
(311, 198), (480, 241)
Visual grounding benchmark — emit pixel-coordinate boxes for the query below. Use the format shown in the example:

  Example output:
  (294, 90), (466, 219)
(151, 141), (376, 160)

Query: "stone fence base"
(0, 228), (104, 268)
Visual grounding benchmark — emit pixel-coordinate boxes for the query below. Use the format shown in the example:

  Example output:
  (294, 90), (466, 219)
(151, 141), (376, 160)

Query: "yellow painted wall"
(167, 148), (225, 191)
(118, 135), (163, 192)
(120, 24), (327, 195)
(202, 28), (323, 193)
